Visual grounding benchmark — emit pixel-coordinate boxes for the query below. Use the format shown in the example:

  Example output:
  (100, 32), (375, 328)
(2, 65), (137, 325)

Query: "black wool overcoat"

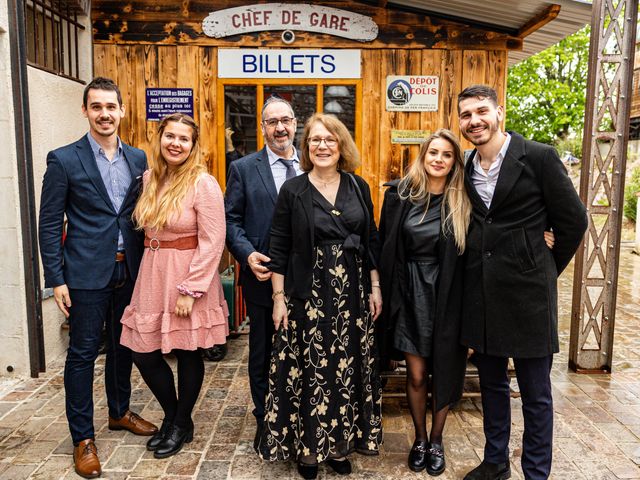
(462, 132), (588, 358)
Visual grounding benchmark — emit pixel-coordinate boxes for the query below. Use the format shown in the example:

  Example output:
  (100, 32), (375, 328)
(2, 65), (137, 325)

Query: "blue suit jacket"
(38, 135), (147, 290)
(224, 147), (278, 307)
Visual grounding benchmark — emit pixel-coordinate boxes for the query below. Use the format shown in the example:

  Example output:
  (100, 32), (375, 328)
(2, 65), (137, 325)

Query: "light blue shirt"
(87, 133), (131, 250)
(470, 133), (511, 209)
(266, 145), (302, 192)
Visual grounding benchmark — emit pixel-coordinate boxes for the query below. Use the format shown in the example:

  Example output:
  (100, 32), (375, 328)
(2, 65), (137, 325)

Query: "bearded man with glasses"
(225, 96), (302, 452)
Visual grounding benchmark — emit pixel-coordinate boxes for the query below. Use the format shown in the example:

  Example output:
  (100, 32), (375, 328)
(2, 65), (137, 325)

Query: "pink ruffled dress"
(120, 172), (229, 353)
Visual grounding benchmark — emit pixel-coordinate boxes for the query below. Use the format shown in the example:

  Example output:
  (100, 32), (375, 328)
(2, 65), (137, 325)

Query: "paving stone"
(165, 452), (202, 476)
(103, 445), (146, 471)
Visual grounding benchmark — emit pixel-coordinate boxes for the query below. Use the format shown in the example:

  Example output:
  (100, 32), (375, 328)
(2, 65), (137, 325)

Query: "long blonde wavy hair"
(398, 128), (471, 253)
(133, 113), (205, 231)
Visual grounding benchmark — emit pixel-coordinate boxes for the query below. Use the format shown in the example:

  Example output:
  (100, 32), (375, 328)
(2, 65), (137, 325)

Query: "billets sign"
(386, 76), (439, 112)
(146, 88), (193, 121)
(203, 3), (378, 41)
(218, 49), (361, 78)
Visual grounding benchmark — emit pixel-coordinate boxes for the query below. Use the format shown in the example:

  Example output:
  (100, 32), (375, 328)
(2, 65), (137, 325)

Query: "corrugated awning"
(370, 0), (592, 65)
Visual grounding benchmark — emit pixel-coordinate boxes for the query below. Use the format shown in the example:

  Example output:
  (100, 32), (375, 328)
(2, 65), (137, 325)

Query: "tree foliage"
(506, 26), (590, 148)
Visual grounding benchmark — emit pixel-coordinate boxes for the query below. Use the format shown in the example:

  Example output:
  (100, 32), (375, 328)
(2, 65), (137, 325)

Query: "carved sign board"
(386, 76), (439, 112)
(218, 49), (361, 78)
(203, 3), (378, 41)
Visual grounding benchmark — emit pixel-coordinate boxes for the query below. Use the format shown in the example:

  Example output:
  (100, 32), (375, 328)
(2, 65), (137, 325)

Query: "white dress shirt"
(470, 133), (511, 209)
(266, 145), (302, 192)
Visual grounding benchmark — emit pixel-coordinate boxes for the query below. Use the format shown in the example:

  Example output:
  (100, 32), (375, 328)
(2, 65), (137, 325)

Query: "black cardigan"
(378, 180), (468, 412)
(268, 171), (380, 300)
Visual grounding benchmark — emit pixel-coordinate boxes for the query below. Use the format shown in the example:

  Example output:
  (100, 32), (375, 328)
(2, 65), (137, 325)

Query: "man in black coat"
(457, 85), (587, 480)
(225, 96), (301, 451)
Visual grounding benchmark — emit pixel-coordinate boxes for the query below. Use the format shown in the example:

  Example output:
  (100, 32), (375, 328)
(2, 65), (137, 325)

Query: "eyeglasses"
(262, 117), (296, 128)
(308, 137), (338, 148)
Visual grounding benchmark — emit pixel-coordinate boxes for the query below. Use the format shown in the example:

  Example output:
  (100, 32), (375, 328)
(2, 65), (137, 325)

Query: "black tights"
(404, 352), (449, 444)
(132, 349), (204, 428)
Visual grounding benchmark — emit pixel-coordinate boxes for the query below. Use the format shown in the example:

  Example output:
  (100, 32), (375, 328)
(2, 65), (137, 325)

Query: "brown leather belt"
(144, 236), (198, 251)
(115, 251), (126, 262)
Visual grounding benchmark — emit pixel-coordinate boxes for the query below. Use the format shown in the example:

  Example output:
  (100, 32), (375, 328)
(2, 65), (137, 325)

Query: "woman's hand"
(369, 287), (382, 321)
(273, 298), (289, 330)
(175, 294), (195, 317)
(544, 230), (555, 249)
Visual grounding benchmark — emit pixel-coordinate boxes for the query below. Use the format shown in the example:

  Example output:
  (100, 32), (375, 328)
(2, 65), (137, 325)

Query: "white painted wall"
(0, 5), (93, 376)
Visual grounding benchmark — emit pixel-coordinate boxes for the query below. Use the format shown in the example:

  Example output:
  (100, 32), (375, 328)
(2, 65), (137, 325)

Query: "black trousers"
(245, 299), (275, 423)
(474, 353), (554, 480)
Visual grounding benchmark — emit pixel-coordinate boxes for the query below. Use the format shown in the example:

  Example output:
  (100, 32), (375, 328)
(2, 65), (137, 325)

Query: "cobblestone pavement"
(0, 245), (638, 479)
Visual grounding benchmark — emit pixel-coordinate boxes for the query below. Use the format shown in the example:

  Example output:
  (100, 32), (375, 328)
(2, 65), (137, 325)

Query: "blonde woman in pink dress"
(120, 113), (228, 459)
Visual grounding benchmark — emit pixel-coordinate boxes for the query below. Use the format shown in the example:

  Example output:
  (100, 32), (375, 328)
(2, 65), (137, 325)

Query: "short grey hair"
(261, 96), (295, 119)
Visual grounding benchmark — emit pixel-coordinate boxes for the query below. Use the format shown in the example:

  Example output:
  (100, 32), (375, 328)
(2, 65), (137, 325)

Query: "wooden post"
(569, 0), (639, 372)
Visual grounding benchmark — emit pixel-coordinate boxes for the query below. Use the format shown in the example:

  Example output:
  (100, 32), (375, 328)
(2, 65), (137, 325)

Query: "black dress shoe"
(426, 442), (445, 476)
(327, 458), (352, 475)
(463, 460), (511, 480)
(297, 462), (318, 479)
(408, 439), (429, 472)
(153, 423), (194, 459)
(146, 419), (171, 451)
(202, 344), (227, 362)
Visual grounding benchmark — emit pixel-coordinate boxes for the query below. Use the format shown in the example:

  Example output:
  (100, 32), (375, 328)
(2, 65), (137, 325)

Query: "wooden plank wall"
(93, 44), (219, 173)
(94, 44), (506, 217)
(361, 48), (507, 212)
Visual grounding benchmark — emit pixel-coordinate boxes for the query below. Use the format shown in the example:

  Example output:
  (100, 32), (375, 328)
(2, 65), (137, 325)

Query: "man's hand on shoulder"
(247, 251), (272, 281)
(53, 284), (72, 318)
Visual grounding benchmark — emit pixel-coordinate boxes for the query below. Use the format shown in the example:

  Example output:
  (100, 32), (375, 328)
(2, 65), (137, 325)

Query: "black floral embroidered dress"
(259, 177), (382, 463)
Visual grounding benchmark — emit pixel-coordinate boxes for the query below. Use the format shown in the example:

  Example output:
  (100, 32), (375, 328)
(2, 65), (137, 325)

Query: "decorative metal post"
(569, 0), (639, 372)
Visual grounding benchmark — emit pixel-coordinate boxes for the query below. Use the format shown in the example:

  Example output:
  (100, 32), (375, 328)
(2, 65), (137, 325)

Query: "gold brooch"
(331, 209), (341, 216)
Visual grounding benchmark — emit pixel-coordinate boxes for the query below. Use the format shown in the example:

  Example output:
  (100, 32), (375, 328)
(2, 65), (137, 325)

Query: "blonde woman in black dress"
(379, 129), (470, 476)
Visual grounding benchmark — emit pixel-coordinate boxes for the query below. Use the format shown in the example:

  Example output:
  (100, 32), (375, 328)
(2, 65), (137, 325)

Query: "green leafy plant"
(507, 27), (590, 148)
(623, 165), (640, 223)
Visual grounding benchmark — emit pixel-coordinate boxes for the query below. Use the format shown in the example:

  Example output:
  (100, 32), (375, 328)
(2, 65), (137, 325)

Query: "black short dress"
(392, 194), (442, 357)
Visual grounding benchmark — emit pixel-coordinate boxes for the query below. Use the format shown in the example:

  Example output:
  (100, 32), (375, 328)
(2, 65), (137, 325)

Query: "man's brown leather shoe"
(73, 439), (101, 479)
(108, 410), (158, 436)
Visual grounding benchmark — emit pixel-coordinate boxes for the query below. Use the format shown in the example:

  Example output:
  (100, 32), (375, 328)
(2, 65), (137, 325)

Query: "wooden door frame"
(216, 78), (362, 187)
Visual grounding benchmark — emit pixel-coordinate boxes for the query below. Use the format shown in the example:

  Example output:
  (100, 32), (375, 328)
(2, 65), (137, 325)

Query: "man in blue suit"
(39, 77), (157, 479)
(225, 96), (302, 451)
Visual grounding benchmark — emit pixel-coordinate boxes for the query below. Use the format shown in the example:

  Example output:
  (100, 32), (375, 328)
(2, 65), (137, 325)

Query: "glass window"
(323, 85), (356, 137)
(224, 85), (257, 179)
(25, 0), (84, 82)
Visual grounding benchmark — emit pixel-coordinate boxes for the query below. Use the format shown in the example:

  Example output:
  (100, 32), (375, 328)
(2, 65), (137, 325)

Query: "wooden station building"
(90, 0), (591, 214)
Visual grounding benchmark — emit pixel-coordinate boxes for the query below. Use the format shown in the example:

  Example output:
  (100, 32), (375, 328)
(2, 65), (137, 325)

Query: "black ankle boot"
(327, 458), (352, 475)
(297, 462), (318, 479)
(146, 419), (171, 451)
(426, 442), (445, 476)
(153, 423), (194, 459)
(408, 439), (428, 472)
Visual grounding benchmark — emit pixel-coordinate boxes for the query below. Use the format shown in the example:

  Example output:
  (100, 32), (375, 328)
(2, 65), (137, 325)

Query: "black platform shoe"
(327, 458), (352, 475)
(146, 419), (171, 451)
(426, 442), (445, 476)
(297, 462), (318, 479)
(408, 439), (429, 472)
(153, 423), (194, 459)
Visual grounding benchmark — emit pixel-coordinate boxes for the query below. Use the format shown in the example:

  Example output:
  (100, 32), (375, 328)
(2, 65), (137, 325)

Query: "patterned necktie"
(279, 158), (296, 180)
